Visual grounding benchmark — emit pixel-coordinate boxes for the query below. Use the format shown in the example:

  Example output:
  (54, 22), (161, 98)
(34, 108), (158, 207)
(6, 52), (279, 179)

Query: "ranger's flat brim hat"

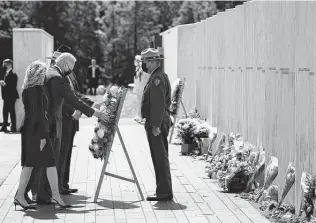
(46, 51), (62, 60)
(141, 48), (165, 61)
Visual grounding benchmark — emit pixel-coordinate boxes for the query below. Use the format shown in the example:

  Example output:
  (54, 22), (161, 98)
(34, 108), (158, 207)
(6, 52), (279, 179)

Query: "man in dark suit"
(60, 65), (95, 194)
(87, 59), (100, 95)
(0, 59), (19, 133)
(46, 53), (106, 195)
(140, 48), (173, 201)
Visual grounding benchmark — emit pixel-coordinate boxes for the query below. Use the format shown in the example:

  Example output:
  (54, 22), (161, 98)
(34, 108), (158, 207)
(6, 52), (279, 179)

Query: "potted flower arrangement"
(194, 123), (211, 155)
(175, 118), (199, 154)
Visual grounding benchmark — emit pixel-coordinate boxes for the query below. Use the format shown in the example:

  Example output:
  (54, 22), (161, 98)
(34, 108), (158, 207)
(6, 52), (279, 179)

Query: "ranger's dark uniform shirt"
(141, 66), (171, 127)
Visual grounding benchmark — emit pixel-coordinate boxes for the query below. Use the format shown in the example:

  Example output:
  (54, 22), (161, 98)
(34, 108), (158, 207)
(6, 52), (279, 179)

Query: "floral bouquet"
(256, 156), (279, 202)
(194, 123), (211, 139)
(245, 147), (266, 193)
(278, 163), (295, 208)
(175, 118), (199, 144)
(299, 172), (316, 221)
(170, 78), (185, 117)
(205, 133), (253, 191)
(88, 85), (125, 160)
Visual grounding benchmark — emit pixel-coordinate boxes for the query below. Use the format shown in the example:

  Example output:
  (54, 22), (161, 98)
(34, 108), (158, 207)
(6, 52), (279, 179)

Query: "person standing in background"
(0, 59), (19, 133)
(133, 55), (149, 124)
(87, 59), (100, 95)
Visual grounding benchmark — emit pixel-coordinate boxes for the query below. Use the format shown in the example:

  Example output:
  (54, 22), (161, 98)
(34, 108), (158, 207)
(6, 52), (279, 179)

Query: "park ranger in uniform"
(141, 48), (173, 201)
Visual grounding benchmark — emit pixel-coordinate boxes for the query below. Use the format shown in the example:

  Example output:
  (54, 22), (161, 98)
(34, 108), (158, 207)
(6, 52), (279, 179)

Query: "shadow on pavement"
(97, 198), (140, 210)
(66, 194), (89, 205)
(22, 206), (104, 220)
(153, 201), (187, 210)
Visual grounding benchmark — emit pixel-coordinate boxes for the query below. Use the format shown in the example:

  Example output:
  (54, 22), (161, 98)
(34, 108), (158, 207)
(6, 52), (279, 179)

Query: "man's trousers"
(145, 119), (173, 198)
(2, 99), (16, 130)
(59, 115), (76, 190)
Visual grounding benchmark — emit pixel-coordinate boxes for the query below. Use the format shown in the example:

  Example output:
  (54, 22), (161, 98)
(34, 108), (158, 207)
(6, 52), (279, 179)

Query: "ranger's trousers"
(145, 119), (173, 198)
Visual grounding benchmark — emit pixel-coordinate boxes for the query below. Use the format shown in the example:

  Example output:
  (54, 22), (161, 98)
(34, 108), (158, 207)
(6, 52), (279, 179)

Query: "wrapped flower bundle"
(256, 156), (279, 202)
(278, 163), (295, 208)
(299, 172), (316, 221)
(88, 85), (125, 160)
(170, 78), (184, 116)
(245, 148), (266, 193)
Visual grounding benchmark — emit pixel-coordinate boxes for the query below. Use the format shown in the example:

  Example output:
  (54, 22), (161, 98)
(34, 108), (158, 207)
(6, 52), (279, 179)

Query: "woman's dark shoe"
(14, 199), (36, 210)
(25, 195), (36, 204)
(51, 198), (72, 209)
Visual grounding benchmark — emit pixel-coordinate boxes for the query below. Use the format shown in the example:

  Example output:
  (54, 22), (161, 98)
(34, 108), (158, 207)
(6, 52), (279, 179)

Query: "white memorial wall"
(13, 28), (54, 130)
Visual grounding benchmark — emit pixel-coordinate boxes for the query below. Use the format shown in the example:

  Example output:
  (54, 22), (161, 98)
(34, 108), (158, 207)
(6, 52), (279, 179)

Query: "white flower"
(93, 144), (99, 151)
(100, 105), (107, 112)
(97, 129), (105, 138)
(93, 135), (99, 143)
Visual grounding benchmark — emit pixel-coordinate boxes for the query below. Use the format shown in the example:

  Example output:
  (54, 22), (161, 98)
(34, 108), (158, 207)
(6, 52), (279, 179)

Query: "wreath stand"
(94, 88), (144, 202)
(168, 77), (188, 144)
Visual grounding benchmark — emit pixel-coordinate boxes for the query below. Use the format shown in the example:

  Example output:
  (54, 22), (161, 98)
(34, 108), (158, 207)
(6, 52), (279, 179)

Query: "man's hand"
(152, 126), (161, 136)
(40, 138), (46, 151)
(93, 109), (107, 122)
(0, 80), (5, 86)
(92, 102), (102, 110)
(72, 110), (82, 120)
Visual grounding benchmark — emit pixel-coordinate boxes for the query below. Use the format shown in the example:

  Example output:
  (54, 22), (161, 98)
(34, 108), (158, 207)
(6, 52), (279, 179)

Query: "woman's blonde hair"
(22, 60), (47, 90)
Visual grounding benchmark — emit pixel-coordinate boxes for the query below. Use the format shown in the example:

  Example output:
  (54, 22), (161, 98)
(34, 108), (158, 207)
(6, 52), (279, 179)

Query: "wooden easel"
(94, 88), (144, 203)
(168, 77), (188, 144)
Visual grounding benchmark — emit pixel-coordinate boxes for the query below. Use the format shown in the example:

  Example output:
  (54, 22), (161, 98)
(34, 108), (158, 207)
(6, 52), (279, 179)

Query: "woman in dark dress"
(14, 60), (70, 210)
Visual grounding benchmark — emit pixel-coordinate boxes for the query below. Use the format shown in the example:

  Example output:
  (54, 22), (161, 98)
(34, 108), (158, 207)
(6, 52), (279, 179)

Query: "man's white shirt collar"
(6, 68), (12, 74)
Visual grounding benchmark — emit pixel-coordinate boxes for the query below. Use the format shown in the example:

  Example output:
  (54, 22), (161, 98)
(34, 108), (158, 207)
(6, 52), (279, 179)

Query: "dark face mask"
(141, 62), (148, 73)
(64, 70), (72, 76)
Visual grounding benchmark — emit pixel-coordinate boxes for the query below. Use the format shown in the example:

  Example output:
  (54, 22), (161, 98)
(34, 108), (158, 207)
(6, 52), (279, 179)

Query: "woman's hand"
(40, 138), (46, 151)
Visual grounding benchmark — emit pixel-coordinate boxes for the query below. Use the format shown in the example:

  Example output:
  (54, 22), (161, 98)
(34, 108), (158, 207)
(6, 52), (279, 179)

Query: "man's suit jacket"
(62, 72), (94, 132)
(45, 66), (95, 139)
(87, 65), (100, 80)
(1, 70), (19, 101)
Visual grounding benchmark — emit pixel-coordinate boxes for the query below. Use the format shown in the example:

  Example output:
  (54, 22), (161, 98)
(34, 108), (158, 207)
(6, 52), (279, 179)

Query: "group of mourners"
(14, 45), (106, 210)
(10, 46), (174, 212)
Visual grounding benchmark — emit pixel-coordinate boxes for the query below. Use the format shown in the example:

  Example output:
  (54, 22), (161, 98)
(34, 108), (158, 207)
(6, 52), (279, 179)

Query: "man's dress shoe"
(146, 194), (173, 201)
(60, 188), (72, 195)
(60, 188), (78, 195)
(69, 188), (78, 193)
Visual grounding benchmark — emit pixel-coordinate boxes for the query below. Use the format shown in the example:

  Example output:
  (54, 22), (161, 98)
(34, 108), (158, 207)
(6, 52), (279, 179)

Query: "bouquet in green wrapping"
(256, 156), (279, 202)
(278, 163), (295, 208)
(170, 78), (185, 116)
(88, 85), (125, 160)
(245, 141), (266, 193)
(299, 172), (316, 221)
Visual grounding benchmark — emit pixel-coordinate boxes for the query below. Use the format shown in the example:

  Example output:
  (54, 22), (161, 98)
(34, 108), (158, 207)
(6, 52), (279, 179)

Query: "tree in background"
(0, 1), (246, 88)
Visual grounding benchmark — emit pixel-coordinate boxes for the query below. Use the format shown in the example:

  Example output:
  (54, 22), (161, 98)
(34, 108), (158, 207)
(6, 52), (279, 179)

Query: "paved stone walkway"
(0, 117), (270, 223)
(0, 133), (21, 187)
